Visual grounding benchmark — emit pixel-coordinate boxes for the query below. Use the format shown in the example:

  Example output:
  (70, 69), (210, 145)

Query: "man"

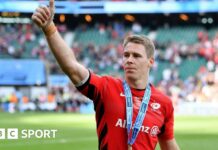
(32, 0), (180, 149)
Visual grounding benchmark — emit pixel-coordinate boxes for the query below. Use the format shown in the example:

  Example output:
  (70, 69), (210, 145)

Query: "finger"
(32, 15), (44, 27)
(49, 0), (55, 13)
(36, 7), (49, 20)
(34, 12), (46, 24)
(41, 6), (50, 18)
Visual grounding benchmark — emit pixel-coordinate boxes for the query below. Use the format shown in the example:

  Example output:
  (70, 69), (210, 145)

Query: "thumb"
(44, 0), (55, 28)
(49, 0), (55, 15)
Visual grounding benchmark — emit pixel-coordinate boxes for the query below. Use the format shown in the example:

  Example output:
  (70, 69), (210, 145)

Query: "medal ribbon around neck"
(123, 80), (151, 146)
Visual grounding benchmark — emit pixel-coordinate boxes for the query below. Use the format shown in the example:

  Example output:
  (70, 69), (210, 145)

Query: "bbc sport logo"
(0, 129), (6, 139)
(0, 128), (58, 140)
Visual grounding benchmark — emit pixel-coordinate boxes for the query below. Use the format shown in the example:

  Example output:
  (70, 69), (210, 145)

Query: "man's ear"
(148, 57), (154, 68)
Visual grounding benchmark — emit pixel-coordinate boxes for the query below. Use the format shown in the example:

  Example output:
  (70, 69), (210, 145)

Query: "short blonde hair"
(123, 34), (155, 58)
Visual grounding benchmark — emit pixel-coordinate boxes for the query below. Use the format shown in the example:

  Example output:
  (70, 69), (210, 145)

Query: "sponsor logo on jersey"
(115, 118), (159, 136)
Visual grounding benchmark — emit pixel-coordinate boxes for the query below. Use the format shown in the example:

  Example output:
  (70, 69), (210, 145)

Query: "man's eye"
(133, 54), (141, 58)
(124, 54), (129, 57)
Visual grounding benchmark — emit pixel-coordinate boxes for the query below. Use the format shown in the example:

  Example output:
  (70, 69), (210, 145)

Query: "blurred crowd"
(0, 20), (218, 113)
(0, 85), (91, 113)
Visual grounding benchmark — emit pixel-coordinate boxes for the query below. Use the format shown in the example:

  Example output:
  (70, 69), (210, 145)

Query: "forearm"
(160, 144), (180, 150)
(44, 26), (76, 73)
(159, 138), (180, 150)
(44, 27), (88, 84)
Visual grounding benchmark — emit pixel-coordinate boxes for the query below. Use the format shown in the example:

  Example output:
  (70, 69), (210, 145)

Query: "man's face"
(122, 42), (154, 81)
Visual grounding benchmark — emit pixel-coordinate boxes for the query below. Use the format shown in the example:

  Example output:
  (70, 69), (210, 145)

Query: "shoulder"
(150, 84), (173, 107)
(150, 85), (174, 119)
(90, 72), (122, 86)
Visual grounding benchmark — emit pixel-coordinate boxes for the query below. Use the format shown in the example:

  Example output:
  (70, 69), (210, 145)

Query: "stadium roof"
(0, 1), (218, 14)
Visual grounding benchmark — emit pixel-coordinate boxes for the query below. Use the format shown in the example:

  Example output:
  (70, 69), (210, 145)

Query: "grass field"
(0, 113), (218, 150)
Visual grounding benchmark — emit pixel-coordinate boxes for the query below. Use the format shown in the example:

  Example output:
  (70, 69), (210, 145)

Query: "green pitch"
(0, 113), (218, 150)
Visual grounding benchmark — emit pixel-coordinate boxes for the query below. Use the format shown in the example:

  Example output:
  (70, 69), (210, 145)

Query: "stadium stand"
(0, 12), (218, 114)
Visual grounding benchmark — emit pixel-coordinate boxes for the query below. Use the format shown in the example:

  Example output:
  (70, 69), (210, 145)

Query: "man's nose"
(126, 55), (134, 63)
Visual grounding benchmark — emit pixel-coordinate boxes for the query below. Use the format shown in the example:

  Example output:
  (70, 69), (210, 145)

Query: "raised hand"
(31, 0), (55, 29)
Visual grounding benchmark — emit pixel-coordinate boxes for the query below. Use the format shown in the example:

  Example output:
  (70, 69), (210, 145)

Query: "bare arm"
(31, 0), (89, 85)
(158, 138), (180, 150)
(44, 28), (89, 85)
